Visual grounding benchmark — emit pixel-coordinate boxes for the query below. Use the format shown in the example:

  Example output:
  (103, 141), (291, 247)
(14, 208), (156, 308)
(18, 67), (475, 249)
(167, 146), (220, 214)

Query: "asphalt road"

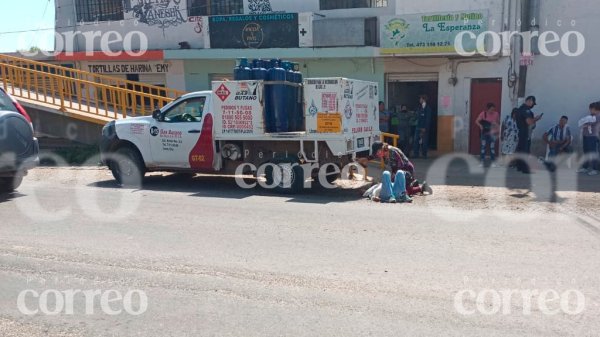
(0, 168), (599, 337)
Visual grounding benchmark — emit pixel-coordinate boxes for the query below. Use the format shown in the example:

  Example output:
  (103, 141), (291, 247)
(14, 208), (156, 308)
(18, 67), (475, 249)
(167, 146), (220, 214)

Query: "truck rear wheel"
(0, 175), (23, 193)
(110, 146), (145, 188)
(264, 158), (305, 194)
(324, 164), (341, 185)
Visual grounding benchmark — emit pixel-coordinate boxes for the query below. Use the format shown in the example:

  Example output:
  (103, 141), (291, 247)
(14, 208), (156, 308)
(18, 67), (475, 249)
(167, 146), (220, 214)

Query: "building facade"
(52, 0), (590, 155)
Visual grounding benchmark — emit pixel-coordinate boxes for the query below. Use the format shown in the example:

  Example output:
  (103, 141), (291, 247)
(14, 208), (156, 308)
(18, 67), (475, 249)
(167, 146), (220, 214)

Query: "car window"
(163, 97), (206, 123)
(0, 90), (18, 113)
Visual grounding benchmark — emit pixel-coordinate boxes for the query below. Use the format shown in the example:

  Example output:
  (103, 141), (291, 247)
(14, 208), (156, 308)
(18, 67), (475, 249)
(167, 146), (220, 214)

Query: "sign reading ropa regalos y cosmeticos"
(380, 11), (488, 55)
(209, 13), (299, 49)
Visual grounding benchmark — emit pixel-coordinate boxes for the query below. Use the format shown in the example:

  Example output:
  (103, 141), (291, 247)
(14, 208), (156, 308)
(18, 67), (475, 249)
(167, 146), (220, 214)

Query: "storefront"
(378, 9), (514, 155)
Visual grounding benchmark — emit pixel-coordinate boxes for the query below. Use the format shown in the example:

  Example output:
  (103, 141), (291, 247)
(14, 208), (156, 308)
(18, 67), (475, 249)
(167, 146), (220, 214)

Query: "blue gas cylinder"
(234, 58), (252, 81)
(266, 59), (288, 133)
(281, 61), (297, 131)
(252, 59), (268, 81)
(292, 63), (304, 131)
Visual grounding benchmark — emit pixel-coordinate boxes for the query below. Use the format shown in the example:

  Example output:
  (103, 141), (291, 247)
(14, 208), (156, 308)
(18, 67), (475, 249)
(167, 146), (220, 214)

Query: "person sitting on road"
(364, 170), (412, 203)
(360, 142), (432, 199)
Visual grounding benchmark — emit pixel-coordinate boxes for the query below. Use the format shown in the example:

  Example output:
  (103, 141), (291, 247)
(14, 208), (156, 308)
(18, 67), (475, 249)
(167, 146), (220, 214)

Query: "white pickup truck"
(100, 78), (381, 192)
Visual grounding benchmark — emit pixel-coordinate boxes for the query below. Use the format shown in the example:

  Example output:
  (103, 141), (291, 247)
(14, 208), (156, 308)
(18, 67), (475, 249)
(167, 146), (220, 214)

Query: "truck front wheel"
(110, 146), (146, 187)
(264, 158), (305, 194)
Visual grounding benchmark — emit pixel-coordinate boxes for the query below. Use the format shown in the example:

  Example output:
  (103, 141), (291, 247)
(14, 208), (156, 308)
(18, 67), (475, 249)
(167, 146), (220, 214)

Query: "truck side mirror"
(152, 109), (162, 121)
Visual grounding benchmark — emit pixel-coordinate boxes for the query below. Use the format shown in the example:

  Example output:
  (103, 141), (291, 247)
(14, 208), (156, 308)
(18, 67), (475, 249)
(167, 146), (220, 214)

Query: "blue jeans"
(480, 133), (496, 162)
(413, 129), (429, 158)
(380, 171), (407, 202)
(582, 136), (599, 170)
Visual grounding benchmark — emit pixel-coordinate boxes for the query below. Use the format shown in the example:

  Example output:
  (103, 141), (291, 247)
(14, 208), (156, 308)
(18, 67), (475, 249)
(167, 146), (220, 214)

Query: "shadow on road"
(411, 157), (600, 194)
(0, 192), (25, 203)
(90, 173), (368, 204)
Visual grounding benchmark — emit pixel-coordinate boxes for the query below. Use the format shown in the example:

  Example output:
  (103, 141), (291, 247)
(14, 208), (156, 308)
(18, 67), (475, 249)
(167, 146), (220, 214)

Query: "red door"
(469, 78), (502, 155)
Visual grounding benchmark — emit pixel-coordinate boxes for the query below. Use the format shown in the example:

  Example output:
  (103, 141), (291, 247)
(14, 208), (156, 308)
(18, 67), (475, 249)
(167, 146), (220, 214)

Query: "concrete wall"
(313, 18), (366, 47)
(54, 0), (397, 53)
(243, 0), (320, 13)
(23, 104), (104, 145)
(395, 0), (504, 18)
(184, 60), (235, 92)
(55, 0), (209, 52)
(242, 0), (395, 18)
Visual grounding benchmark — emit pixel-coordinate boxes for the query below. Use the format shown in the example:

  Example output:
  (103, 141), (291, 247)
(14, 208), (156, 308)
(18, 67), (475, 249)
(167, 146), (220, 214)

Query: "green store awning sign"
(380, 11), (489, 55)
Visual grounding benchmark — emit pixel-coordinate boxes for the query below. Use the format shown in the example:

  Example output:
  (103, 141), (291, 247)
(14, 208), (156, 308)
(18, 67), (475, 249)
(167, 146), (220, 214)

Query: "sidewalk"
(365, 155), (600, 193)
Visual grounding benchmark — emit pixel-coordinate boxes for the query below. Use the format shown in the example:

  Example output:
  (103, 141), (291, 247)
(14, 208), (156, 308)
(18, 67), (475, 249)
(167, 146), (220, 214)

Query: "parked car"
(0, 88), (39, 193)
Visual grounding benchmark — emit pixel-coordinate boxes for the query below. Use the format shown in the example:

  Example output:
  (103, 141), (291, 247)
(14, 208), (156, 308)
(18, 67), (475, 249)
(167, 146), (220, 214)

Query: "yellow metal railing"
(380, 132), (399, 148)
(0, 54), (186, 123)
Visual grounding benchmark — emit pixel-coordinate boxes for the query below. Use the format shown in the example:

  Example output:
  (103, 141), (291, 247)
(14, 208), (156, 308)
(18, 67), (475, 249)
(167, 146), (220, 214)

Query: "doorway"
(387, 79), (439, 151)
(469, 78), (502, 155)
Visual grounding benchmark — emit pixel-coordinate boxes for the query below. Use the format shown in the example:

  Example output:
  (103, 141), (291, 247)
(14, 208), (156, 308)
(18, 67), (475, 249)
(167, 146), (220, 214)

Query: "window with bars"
(75, 0), (124, 22)
(188, 0), (244, 16)
(319, 0), (388, 10)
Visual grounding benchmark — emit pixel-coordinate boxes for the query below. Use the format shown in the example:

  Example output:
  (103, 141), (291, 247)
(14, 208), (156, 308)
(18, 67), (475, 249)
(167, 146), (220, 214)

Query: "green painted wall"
(182, 58), (385, 100)
(183, 60), (236, 92)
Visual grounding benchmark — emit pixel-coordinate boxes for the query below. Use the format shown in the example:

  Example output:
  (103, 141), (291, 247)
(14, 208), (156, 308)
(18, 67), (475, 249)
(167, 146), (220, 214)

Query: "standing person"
(413, 95), (432, 159)
(515, 96), (543, 173)
(408, 107), (418, 156)
(390, 107), (400, 138)
(501, 108), (520, 167)
(577, 102), (599, 176)
(475, 103), (501, 167)
(379, 101), (391, 134)
(543, 116), (573, 158)
(397, 105), (412, 155)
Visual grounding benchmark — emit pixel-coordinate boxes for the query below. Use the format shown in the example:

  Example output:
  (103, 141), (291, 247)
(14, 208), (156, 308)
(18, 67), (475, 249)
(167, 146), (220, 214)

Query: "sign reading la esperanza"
(380, 11), (488, 55)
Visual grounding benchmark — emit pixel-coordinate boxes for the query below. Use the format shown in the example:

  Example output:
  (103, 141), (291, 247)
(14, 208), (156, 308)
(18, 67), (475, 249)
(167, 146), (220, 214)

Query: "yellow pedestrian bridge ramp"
(0, 54), (185, 142)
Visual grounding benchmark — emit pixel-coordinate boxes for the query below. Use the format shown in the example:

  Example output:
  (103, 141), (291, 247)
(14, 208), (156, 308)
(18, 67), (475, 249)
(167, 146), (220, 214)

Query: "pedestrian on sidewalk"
(501, 108), (520, 167)
(577, 102), (599, 176)
(397, 105), (412, 155)
(542, 115), (573, 172)
(408, 107), (418, 157)
(476, 103), (501, 167)
(544, 116), (573, 158)
(413, 95), (432, 159)
(515, 96), (543, 173)
(379, 101), (391, 134)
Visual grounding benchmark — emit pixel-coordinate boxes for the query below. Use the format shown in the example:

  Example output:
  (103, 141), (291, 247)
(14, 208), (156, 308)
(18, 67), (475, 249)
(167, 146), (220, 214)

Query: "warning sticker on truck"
(317, 113), (342, 133)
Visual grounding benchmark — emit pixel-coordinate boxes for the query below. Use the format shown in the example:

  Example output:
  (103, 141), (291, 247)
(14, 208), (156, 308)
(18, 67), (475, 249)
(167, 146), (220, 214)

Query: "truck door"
(149, 95), (214, 169)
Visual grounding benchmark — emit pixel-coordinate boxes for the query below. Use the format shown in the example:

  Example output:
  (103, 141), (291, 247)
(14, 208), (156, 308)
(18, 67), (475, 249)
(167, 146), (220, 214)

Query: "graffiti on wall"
(128, 0), (186, 32)
(248, 0), (273, 14)
(188, 16), (204, 34)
